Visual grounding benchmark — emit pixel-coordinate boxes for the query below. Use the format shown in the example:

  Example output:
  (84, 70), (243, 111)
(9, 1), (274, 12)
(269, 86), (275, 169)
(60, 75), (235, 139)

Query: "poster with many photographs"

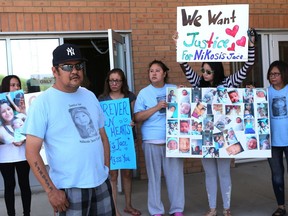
(166, 87), (271, 158)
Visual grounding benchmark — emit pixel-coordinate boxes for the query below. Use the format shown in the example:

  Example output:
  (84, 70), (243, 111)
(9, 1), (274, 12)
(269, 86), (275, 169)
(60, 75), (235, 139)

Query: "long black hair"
(199, 62), (225, 87)
(99, 68), (130, 99)
(1, 75), (21, 93)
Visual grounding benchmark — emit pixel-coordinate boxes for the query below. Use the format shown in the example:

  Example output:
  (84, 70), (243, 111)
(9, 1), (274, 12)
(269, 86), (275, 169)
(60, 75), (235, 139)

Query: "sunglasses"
(201, 68), (214, 75)
(58, 62), (85, 72)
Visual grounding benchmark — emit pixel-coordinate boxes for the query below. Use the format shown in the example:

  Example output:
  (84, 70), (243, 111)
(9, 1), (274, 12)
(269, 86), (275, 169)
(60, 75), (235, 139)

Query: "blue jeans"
(268, 146), (288, 206)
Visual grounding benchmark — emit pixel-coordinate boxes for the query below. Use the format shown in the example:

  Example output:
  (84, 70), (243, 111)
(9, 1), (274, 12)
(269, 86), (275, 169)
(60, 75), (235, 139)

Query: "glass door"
(262, 34), (288, 87)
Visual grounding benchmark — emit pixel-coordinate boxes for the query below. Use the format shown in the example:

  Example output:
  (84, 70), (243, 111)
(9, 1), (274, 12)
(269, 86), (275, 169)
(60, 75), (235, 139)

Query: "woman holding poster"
(0, 75), (31, 216)
(267, 61), (288, 216)
(134, 60), (185, 216)
(99, 68), (141, 216)
(173, 31), (255, 216)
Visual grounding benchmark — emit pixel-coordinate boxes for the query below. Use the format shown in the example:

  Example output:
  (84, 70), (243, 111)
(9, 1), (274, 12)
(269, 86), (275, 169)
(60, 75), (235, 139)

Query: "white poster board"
(166, 87), (271, 158)
(177, 4), (249, 62)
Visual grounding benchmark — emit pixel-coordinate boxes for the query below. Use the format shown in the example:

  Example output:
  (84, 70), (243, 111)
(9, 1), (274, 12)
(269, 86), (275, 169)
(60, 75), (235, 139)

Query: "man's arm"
(25, 134), (69, 213)
(99, 127), (110, 169)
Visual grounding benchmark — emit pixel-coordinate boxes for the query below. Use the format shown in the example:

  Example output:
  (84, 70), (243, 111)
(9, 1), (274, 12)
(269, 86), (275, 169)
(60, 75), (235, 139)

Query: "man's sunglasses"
(200, 68), (214, 75)
(57, 62), (85, 72)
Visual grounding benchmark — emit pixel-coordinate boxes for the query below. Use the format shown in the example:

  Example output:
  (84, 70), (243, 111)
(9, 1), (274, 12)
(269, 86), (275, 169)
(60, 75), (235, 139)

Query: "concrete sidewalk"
(0, 160), (286, 216)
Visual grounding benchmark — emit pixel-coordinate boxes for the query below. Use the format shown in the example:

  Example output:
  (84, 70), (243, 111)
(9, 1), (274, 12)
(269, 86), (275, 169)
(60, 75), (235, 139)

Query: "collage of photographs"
(166, 87), (271, 158)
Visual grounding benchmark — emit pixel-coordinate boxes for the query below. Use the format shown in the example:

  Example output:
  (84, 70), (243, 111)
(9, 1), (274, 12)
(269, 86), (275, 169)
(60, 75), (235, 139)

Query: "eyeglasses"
(201, 68), (214, 75)
(57, 62), (85, 72)
(269, 72), (281, 78)
(109, 80), (122, 85)
(10, 83), (20, 87)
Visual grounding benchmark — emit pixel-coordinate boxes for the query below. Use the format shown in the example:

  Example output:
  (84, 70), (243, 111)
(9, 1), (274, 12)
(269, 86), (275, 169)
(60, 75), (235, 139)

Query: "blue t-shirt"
(23, 87), (109, 189)
(268, 85), (288, 147)
(134, 83), (176, 141)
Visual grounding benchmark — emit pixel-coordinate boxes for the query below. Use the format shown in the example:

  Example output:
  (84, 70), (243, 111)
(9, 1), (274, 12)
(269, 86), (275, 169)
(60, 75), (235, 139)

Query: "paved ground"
(0, 160), (286, 216)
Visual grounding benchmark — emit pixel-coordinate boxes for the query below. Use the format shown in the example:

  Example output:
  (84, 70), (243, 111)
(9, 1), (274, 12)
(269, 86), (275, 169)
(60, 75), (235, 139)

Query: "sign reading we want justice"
(177, 4), (249, 62)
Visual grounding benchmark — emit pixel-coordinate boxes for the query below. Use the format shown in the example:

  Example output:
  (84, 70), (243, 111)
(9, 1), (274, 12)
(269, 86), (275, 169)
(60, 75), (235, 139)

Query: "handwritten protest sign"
(177, 4), (249, 62)
(100, 98), (136, 170)
(166, 87), (271, 158)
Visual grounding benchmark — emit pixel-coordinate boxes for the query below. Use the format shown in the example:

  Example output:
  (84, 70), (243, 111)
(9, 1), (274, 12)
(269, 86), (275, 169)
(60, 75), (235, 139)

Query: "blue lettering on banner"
(100, 98), (136, 170)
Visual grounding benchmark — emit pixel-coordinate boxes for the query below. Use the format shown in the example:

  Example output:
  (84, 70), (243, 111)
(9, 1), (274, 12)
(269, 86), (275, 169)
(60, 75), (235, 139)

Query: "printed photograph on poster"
(166, 87), (271, 158)
(0, 90), (26, 144)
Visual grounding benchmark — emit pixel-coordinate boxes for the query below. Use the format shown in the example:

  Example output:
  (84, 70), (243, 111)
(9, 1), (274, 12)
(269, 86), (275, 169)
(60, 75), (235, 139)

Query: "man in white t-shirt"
(24, 43), (115, 216)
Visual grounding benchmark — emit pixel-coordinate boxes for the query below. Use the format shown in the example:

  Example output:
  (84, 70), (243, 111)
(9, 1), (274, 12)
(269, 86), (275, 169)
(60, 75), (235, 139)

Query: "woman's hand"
(130, 120), (135, 127)
(156, 100), (168, 111)
(13, 139), (25, 146)
(172, 31), (179, 46)
(247, 28), (256, 47)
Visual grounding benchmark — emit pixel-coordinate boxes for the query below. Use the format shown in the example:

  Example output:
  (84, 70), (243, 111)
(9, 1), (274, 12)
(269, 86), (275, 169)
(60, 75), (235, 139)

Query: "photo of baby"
(167, 88), (177, 103)
(257, 103), (268, 118)
(179, 88), (191, 103)
(224, 128), (238, 145)
(228, 89), (243, 104)
(258, 118), (270, 134)
(243, 88), (254, 103)
(246, 136), (258, 150)
(212, 103), (223, 115)
(180, 120), (190, 135)
(255, 89), (267, 102)
(202, 88), (216, 104)
(167, 137), (178, 153)
(216, 87), (228, 103)
(259, 134), (271, 150)
(167, 103), (178, 118)
(180, 102), (191, 118)
(179, 137), (190, 153)
(226, 143), (244, 155)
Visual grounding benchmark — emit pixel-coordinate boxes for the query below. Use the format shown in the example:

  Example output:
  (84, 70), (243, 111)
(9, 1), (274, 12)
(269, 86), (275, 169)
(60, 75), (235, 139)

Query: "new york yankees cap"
(52, 43), (87, 66)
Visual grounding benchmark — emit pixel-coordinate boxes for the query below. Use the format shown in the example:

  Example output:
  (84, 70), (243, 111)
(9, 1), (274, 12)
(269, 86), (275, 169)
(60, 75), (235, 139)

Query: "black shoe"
(272, 208), (286, 216)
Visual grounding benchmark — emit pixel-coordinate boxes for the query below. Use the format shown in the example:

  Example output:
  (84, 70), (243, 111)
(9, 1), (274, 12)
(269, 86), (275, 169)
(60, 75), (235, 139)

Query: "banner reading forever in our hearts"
(100, 98), (136, 170)
(166, 87), (271, 158)
(177, 4), (249, 62)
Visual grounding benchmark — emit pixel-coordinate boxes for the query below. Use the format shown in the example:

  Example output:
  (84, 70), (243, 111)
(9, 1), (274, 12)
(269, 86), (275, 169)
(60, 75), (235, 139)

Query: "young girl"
(267, 60), (288, 216)
(173, 30), (255, 216)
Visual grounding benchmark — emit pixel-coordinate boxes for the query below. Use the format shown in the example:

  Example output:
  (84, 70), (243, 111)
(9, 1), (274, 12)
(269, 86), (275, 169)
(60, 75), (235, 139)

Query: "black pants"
(0, 161), (31, 216)
(268, 146), (288, 206)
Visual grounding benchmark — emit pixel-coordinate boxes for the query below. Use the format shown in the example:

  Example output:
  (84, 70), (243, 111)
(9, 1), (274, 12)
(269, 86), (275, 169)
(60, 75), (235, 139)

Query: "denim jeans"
(268, 146), (288, 205)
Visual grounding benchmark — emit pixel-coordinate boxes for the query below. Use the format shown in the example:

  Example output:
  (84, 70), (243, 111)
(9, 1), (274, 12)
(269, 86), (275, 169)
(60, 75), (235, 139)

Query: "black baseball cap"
(52, 43), (87, 66)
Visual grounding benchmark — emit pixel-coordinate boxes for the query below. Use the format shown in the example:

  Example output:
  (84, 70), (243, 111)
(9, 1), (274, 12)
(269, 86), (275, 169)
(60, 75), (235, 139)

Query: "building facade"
(0, 0), (287, 183)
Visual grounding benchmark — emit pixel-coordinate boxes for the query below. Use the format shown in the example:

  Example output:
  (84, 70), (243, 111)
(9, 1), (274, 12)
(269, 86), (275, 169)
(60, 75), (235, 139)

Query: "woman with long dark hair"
(99, 68), (141, 216)
(0, 75), (31, 216)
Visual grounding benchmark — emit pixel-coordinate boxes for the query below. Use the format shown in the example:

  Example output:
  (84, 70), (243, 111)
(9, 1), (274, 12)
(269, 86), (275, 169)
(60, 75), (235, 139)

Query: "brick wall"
(0, 0), (287, 179)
